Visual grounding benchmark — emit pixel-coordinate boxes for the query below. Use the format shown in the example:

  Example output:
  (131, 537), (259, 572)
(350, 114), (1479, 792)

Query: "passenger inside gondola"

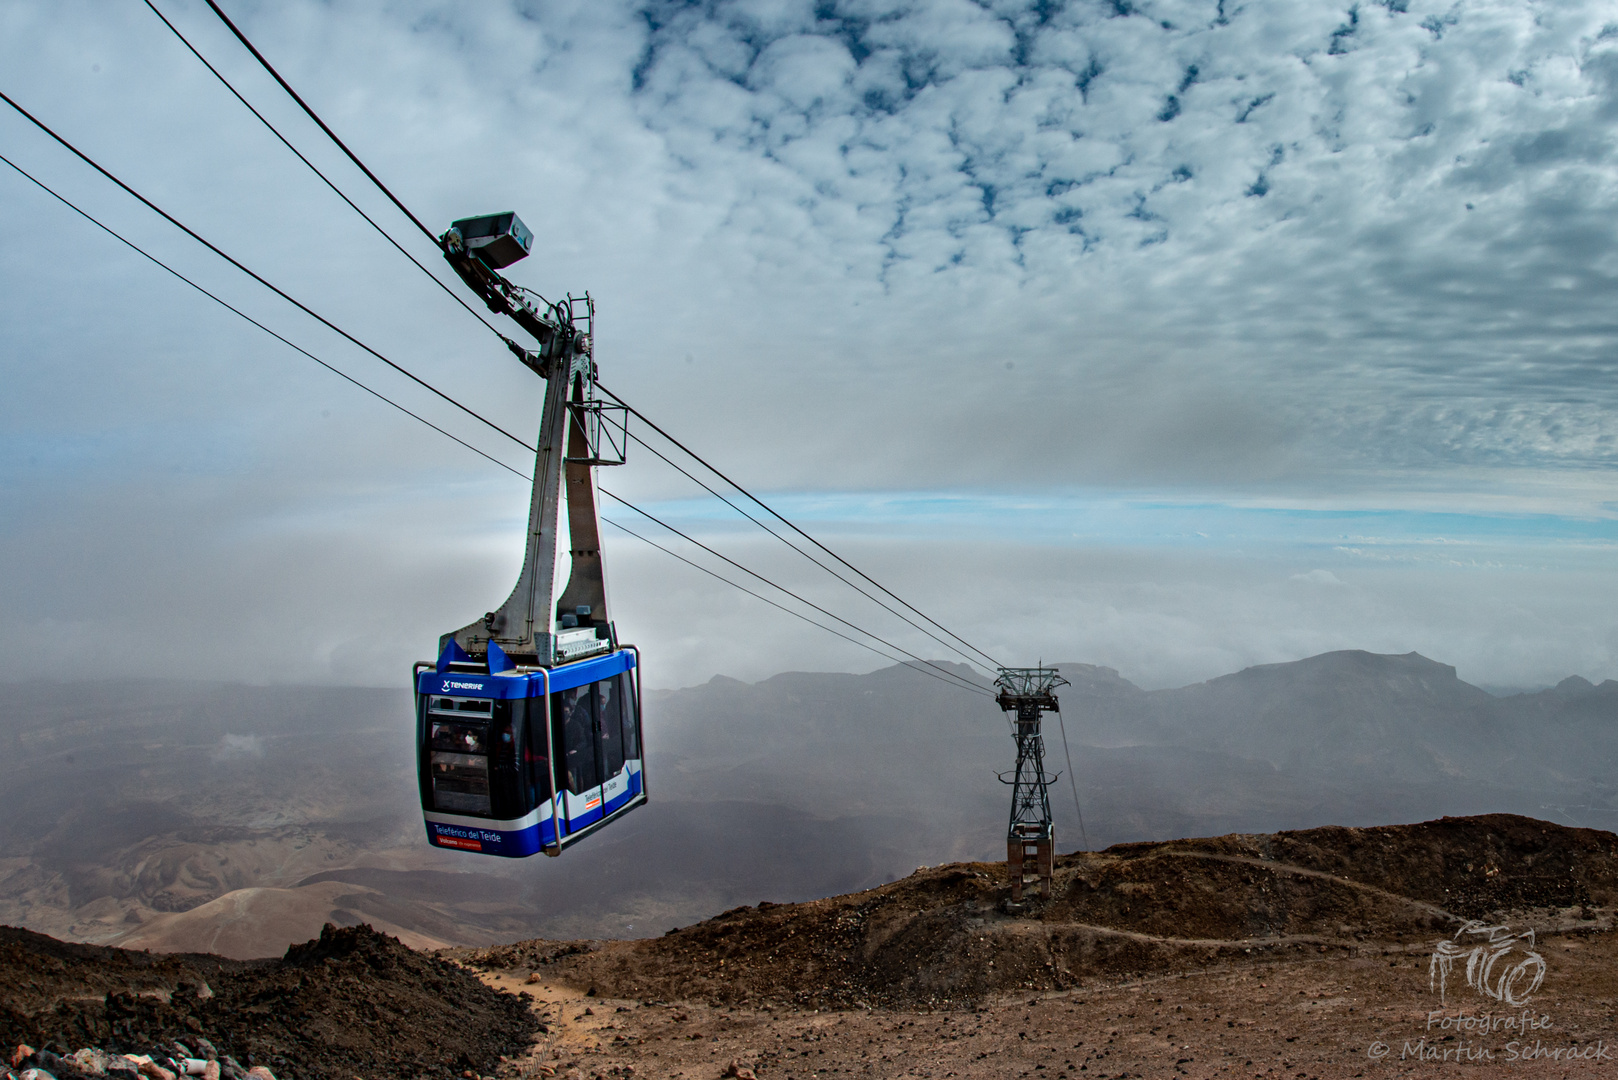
(559, 685), (597, 794)
(524, 716), (550, 810)
(597, 677), (624, 778)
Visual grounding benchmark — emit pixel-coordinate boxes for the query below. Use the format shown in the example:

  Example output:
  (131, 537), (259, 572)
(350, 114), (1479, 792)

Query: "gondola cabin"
(420, 211), (644, 858)
(415, 644), (644, 856)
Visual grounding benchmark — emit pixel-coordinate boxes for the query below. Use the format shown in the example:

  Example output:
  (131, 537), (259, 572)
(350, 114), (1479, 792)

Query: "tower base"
(1007, 827), (1053, 901)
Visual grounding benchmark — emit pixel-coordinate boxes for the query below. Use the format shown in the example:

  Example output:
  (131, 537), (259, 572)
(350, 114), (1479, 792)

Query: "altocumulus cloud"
(620, 0), (1618, 487)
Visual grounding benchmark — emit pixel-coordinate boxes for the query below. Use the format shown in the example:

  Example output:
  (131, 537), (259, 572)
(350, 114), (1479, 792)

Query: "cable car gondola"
(413, 211), (643, 857)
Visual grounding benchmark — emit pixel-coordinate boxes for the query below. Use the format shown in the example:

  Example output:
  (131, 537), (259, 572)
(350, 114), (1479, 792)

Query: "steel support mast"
(996, 666), (1068, 901)
(436, 213), (627, 669)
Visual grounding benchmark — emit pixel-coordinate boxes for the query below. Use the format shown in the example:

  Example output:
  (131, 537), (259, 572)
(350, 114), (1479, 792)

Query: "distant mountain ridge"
(1062, 649), (1618, 789)
(2, 648), (1616, 957)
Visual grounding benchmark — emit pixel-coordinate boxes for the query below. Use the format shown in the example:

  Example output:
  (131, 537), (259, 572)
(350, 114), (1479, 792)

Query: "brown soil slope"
(464, 814), (1618, 1009)
(0, 924), (539, 1080)
(7, 814), (1616, 1080)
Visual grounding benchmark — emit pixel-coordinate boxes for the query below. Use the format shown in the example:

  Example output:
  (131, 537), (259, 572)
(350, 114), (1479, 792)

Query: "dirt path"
(482, 929), (1618, 1080)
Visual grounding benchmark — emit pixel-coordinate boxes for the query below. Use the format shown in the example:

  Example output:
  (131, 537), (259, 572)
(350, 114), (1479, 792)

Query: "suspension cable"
(180, 3), (1003, 676)
(14, 7), (1010, 682)
(0, 99), (990, 692)
(0, 149), (527, 480)
(625, 428), (998, 677)
(142, 0), (512, 345)
(0, 87), (537, 457)
(601, 517), (989, 696)
(596, 382), (1005, 671)
(0, 143), (988, 696)
(167, 5), (1004, 677)
(1054, 707), (1090, 850)
(199, 0), (439, 245)
(599, 489), (992, 697)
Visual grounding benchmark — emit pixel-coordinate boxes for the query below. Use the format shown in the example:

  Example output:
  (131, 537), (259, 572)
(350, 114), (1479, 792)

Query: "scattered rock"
(1, 924), (539, 1080)
(720, 1060), (756, 1079)
(69, 1050), (107, 1076)
(136, 1058), (175, 1080)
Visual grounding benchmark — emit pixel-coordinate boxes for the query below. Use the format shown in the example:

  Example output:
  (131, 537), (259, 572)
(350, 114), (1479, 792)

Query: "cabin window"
(597, 676), (625, 778)
(556, 685), (598, 795)
(428, 719), (491, 814)
(618, 672), (640, 761)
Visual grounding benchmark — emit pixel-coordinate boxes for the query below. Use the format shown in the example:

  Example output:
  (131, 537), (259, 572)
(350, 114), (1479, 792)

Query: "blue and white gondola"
(416, 210), (645, 859)
(415, 643), (645, 857)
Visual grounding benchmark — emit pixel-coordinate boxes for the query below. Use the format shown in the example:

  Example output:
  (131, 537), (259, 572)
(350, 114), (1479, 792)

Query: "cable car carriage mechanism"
(413, 211), (642, 858)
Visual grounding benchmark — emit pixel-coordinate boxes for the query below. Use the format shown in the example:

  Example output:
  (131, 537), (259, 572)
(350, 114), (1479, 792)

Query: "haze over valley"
(5, 648), (1614, 959)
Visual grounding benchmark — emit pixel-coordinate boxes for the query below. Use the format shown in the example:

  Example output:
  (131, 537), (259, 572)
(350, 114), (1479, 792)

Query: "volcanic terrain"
(6, 814), (1618, 1079)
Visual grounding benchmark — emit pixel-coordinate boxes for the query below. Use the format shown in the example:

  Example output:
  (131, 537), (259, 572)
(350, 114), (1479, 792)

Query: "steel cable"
(200, 0), (440, 245)
(597, 382), (1006, 672)
(599, 490), (993, 698)
(601, 516), (993, 696)
(17, 8), (1013, 689)
(179, 5), (1007, 680)
(0, 86), (537, 457)
(142, 0), (512, 346)
(0, 142), (991, 700)
(624, 428), (1000, 678)
(0, 150), (528, 480)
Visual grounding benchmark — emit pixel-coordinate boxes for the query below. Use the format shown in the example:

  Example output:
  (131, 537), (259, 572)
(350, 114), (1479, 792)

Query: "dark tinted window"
(429, 695), (491, 715)
(619, 673), (640, 760)
(523, 699), (551, 807)
(556, 685), (598, 795)
(430, 719), (487, 755)
(428, 719), (490, 814)
(597, 677), (625, 778)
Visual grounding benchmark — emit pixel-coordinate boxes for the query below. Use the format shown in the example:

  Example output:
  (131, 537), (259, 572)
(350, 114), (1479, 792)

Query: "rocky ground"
(460, 815), (1618, 1078)
(0, 924), (538, 1080)
(6, 815), (1618, 1079)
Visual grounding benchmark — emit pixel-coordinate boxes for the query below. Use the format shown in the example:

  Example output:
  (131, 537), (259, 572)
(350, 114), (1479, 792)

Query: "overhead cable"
(199, 0), (440, 246)
(1054, 708), (1090, 851)
(15, 6), (1004, 686)
(0, 149), (528, 481)
(186, 4), (1002, 678)
(0, 95), (988, 694)
(171, 5), (1004, 678)
(596, 381), (1006, 672)
(599, 488), (993, 697)
(142, 0), (512, 346)
(601, 516), (990, 696)
(0, 87), (537, 457)
(1, 147), (986, 699)
(623, 428), (997, 677)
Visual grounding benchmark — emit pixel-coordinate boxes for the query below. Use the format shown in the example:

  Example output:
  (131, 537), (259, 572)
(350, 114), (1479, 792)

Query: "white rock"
(70, 1051), (109, 1076)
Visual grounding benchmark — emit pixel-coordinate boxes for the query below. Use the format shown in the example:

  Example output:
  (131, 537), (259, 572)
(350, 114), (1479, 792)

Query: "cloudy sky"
(3, 0), (1618, 692)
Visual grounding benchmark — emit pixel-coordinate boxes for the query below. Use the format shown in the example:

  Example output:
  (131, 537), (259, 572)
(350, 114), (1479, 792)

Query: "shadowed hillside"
(465, 813), (1618, 1008)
